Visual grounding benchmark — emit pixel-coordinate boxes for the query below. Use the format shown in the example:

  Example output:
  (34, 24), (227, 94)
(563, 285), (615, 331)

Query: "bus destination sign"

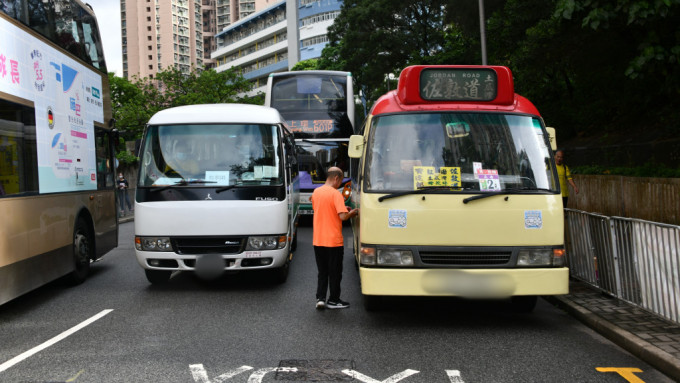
(419, 68), (497, 102)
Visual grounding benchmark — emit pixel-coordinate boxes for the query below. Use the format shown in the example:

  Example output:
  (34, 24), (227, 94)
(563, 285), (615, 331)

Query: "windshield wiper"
(216, 185), (236, 193)
(378, 186), (460, 202)
(150, 179), (216, 193)
(462, 187), (553, 204)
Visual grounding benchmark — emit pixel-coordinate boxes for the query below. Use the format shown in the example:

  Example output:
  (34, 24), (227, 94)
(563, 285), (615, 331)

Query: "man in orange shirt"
(311, 167), (358, 309)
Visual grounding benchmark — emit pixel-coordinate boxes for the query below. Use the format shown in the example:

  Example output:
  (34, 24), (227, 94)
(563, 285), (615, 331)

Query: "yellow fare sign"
(413, 166), (461, 189)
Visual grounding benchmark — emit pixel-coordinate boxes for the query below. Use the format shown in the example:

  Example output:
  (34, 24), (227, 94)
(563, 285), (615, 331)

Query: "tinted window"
(0, 99), (38, 196)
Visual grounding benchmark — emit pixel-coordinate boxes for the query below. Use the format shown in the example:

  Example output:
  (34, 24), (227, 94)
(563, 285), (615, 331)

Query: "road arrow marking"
(446, 370), (466, 382)
(247, 367), (299, 383)
(342, 369), (419, 383)
(189, 365), (253, 383)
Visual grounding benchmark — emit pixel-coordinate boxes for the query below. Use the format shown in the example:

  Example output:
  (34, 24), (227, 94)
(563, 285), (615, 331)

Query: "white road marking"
(247, 367), (299, 383)
(189, 364), (253, 383)
(0, 309), (114, 373)
(446, 370), (466, 382)
(342, 369), (420, 383)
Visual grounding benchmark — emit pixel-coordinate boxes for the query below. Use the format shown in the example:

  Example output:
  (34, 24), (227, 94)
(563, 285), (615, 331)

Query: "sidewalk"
(546, 280), (680, 381)
(118, 213), (134, 224)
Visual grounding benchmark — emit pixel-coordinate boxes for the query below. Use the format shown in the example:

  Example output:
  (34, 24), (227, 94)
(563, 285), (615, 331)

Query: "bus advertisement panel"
(348, 65), (568, 312)
(0, 16), (104, 194)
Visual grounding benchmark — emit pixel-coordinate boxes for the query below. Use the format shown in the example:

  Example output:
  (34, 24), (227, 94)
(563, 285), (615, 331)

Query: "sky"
(86, 0), (123, 77)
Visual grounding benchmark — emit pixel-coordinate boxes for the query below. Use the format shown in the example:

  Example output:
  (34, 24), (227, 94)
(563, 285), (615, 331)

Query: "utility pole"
(287, 0), (300, 69)
(479, 0), (487, 65)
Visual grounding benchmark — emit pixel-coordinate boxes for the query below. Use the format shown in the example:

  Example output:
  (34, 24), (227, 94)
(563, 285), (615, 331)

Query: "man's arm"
(338, 208), (359, 221)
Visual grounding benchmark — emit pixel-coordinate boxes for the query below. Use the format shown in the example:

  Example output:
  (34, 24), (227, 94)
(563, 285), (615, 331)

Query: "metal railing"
(565, 209), (680, 324)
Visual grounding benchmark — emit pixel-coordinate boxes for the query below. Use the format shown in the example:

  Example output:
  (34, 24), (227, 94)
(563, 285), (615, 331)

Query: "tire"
(66, 218), (92, 285)
(511, 295), (538, 313)
(145, 269), (172, 284)
(363, 294), (382, 311)
(273, 261), (289, 284)
(291, 229), (298, 252)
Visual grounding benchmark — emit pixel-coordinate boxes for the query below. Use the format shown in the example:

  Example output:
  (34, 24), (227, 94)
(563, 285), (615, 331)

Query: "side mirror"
(348, 135), (364, 158)
(545, 127), (557, 151)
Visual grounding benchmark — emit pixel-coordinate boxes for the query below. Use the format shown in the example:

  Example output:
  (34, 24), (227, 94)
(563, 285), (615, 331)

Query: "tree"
(320, 0), (453, 106)
(110, 66), (258, 140)
(291, 59), (321, 71)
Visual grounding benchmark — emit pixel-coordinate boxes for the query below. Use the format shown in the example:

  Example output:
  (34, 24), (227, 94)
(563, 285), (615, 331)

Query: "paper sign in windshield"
(413, 166), (461, 189)
(477, 169), (500, 191)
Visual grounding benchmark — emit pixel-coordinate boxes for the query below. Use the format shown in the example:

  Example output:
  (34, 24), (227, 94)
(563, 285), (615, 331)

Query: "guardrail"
(565, 209), (680, 324)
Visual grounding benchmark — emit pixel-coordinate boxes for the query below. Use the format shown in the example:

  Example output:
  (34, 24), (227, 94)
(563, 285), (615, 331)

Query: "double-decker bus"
(348, 65), (568, 311)
(0, 1), (118, 305)
(265, 70), (354, 215)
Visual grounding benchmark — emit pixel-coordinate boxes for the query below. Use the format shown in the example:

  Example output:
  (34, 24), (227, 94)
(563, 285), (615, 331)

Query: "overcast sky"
(87, 0), (123, 76)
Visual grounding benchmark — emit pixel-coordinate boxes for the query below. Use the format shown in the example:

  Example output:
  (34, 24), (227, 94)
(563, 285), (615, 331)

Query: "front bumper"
(136, 247), (290, 271)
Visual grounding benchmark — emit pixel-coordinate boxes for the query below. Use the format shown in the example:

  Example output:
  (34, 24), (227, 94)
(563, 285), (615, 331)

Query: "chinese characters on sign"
(288, 119), (335, 134)
(420, 69), (496, 101)
(413, 166), (462, 189)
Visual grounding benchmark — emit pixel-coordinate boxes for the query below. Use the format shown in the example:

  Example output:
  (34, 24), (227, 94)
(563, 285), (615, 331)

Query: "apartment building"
(202, 0), (276, 69)
(211, 0), (343, 95)
(122, 0), (274, 79)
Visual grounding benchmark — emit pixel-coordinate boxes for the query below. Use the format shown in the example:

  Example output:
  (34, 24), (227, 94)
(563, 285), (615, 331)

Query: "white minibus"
(134, 104), (299, 284)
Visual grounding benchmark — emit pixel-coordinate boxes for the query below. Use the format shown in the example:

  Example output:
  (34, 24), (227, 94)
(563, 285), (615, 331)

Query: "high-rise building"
(122, 0), (274, 79)
(211, 0), (342, 95)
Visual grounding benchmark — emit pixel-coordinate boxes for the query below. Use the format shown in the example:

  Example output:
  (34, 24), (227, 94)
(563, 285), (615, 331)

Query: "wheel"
(273, 261), (289, 284)
(363, 294), (382, 311)
(511, 295), (538, 313)
(291, 229), (298, 252)
(66, 218), (92, 285)
(145, 269), (172, 284)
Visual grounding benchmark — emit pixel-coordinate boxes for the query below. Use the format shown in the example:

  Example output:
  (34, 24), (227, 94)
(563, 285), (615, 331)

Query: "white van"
(134, 104), (299, 284)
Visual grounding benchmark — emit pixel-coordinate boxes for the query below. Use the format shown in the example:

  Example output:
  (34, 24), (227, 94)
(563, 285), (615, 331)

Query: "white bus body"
(134, 104), (299, 284)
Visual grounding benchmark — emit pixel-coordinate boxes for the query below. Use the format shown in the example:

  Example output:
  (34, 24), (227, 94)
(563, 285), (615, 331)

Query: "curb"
(546, 295), (680, 382)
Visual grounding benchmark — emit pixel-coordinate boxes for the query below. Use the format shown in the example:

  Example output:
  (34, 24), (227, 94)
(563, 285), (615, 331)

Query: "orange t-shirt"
(311, 184), (347, 247)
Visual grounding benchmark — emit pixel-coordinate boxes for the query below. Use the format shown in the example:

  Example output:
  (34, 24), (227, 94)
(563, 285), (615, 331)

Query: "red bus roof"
(370, 65), (541, 117)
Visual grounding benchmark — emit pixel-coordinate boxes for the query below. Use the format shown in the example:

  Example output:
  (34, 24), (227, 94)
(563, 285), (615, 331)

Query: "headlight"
(377, 249), (414, 266)
(517, 248), (564, 267)
(246, 236), (287, 250)
(135, 236), (172, 252)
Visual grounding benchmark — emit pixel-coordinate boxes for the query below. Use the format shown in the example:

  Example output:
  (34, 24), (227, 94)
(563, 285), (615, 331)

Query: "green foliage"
(116, 150), (139, 166)
(109, 66), (253, 141)
(572, 163), (680, 178)
(321, 0), (680, 150)
(320, 0), (453, 104)
(291, 59), (321, 71)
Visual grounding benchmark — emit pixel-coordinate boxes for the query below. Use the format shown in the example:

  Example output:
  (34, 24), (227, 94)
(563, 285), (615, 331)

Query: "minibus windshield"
(139, 124), (283, 187)
(364, 113), (557, 193)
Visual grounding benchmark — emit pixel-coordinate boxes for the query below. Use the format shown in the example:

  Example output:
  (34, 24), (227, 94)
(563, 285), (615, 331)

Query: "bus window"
(0, 99), (39, 196)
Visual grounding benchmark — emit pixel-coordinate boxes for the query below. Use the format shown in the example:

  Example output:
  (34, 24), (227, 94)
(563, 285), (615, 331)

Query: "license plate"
(194, 254), (226, 279)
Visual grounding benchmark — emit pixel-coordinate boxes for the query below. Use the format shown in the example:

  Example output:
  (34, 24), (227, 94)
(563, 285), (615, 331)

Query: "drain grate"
(275, 359), (355, 381)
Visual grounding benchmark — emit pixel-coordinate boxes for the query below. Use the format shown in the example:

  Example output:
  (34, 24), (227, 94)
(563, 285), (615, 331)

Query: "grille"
(420, 251), (512, 266)
(173, 237), (244, 255)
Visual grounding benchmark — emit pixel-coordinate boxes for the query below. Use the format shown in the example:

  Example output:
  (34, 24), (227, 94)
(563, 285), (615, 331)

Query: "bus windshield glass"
(269, 74), (353, 139)
(138, 124), (283, 187)
(297, 140), (349, 184)
(364, 113), (557, 193)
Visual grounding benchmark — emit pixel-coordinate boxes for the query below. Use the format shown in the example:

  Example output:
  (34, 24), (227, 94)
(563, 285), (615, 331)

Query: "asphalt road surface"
(0, 221), (673, 382)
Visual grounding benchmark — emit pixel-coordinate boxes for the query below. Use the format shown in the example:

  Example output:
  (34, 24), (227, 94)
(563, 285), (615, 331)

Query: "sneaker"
(326, 300), (350, 309)
(315, 300), (326, 310)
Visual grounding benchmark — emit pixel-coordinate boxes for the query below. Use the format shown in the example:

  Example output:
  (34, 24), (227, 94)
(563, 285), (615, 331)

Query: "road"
(0, 221), (673, 382)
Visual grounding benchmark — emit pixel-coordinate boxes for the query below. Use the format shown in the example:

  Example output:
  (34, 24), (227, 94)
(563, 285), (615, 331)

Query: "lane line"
(0, 309), (114, 373)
